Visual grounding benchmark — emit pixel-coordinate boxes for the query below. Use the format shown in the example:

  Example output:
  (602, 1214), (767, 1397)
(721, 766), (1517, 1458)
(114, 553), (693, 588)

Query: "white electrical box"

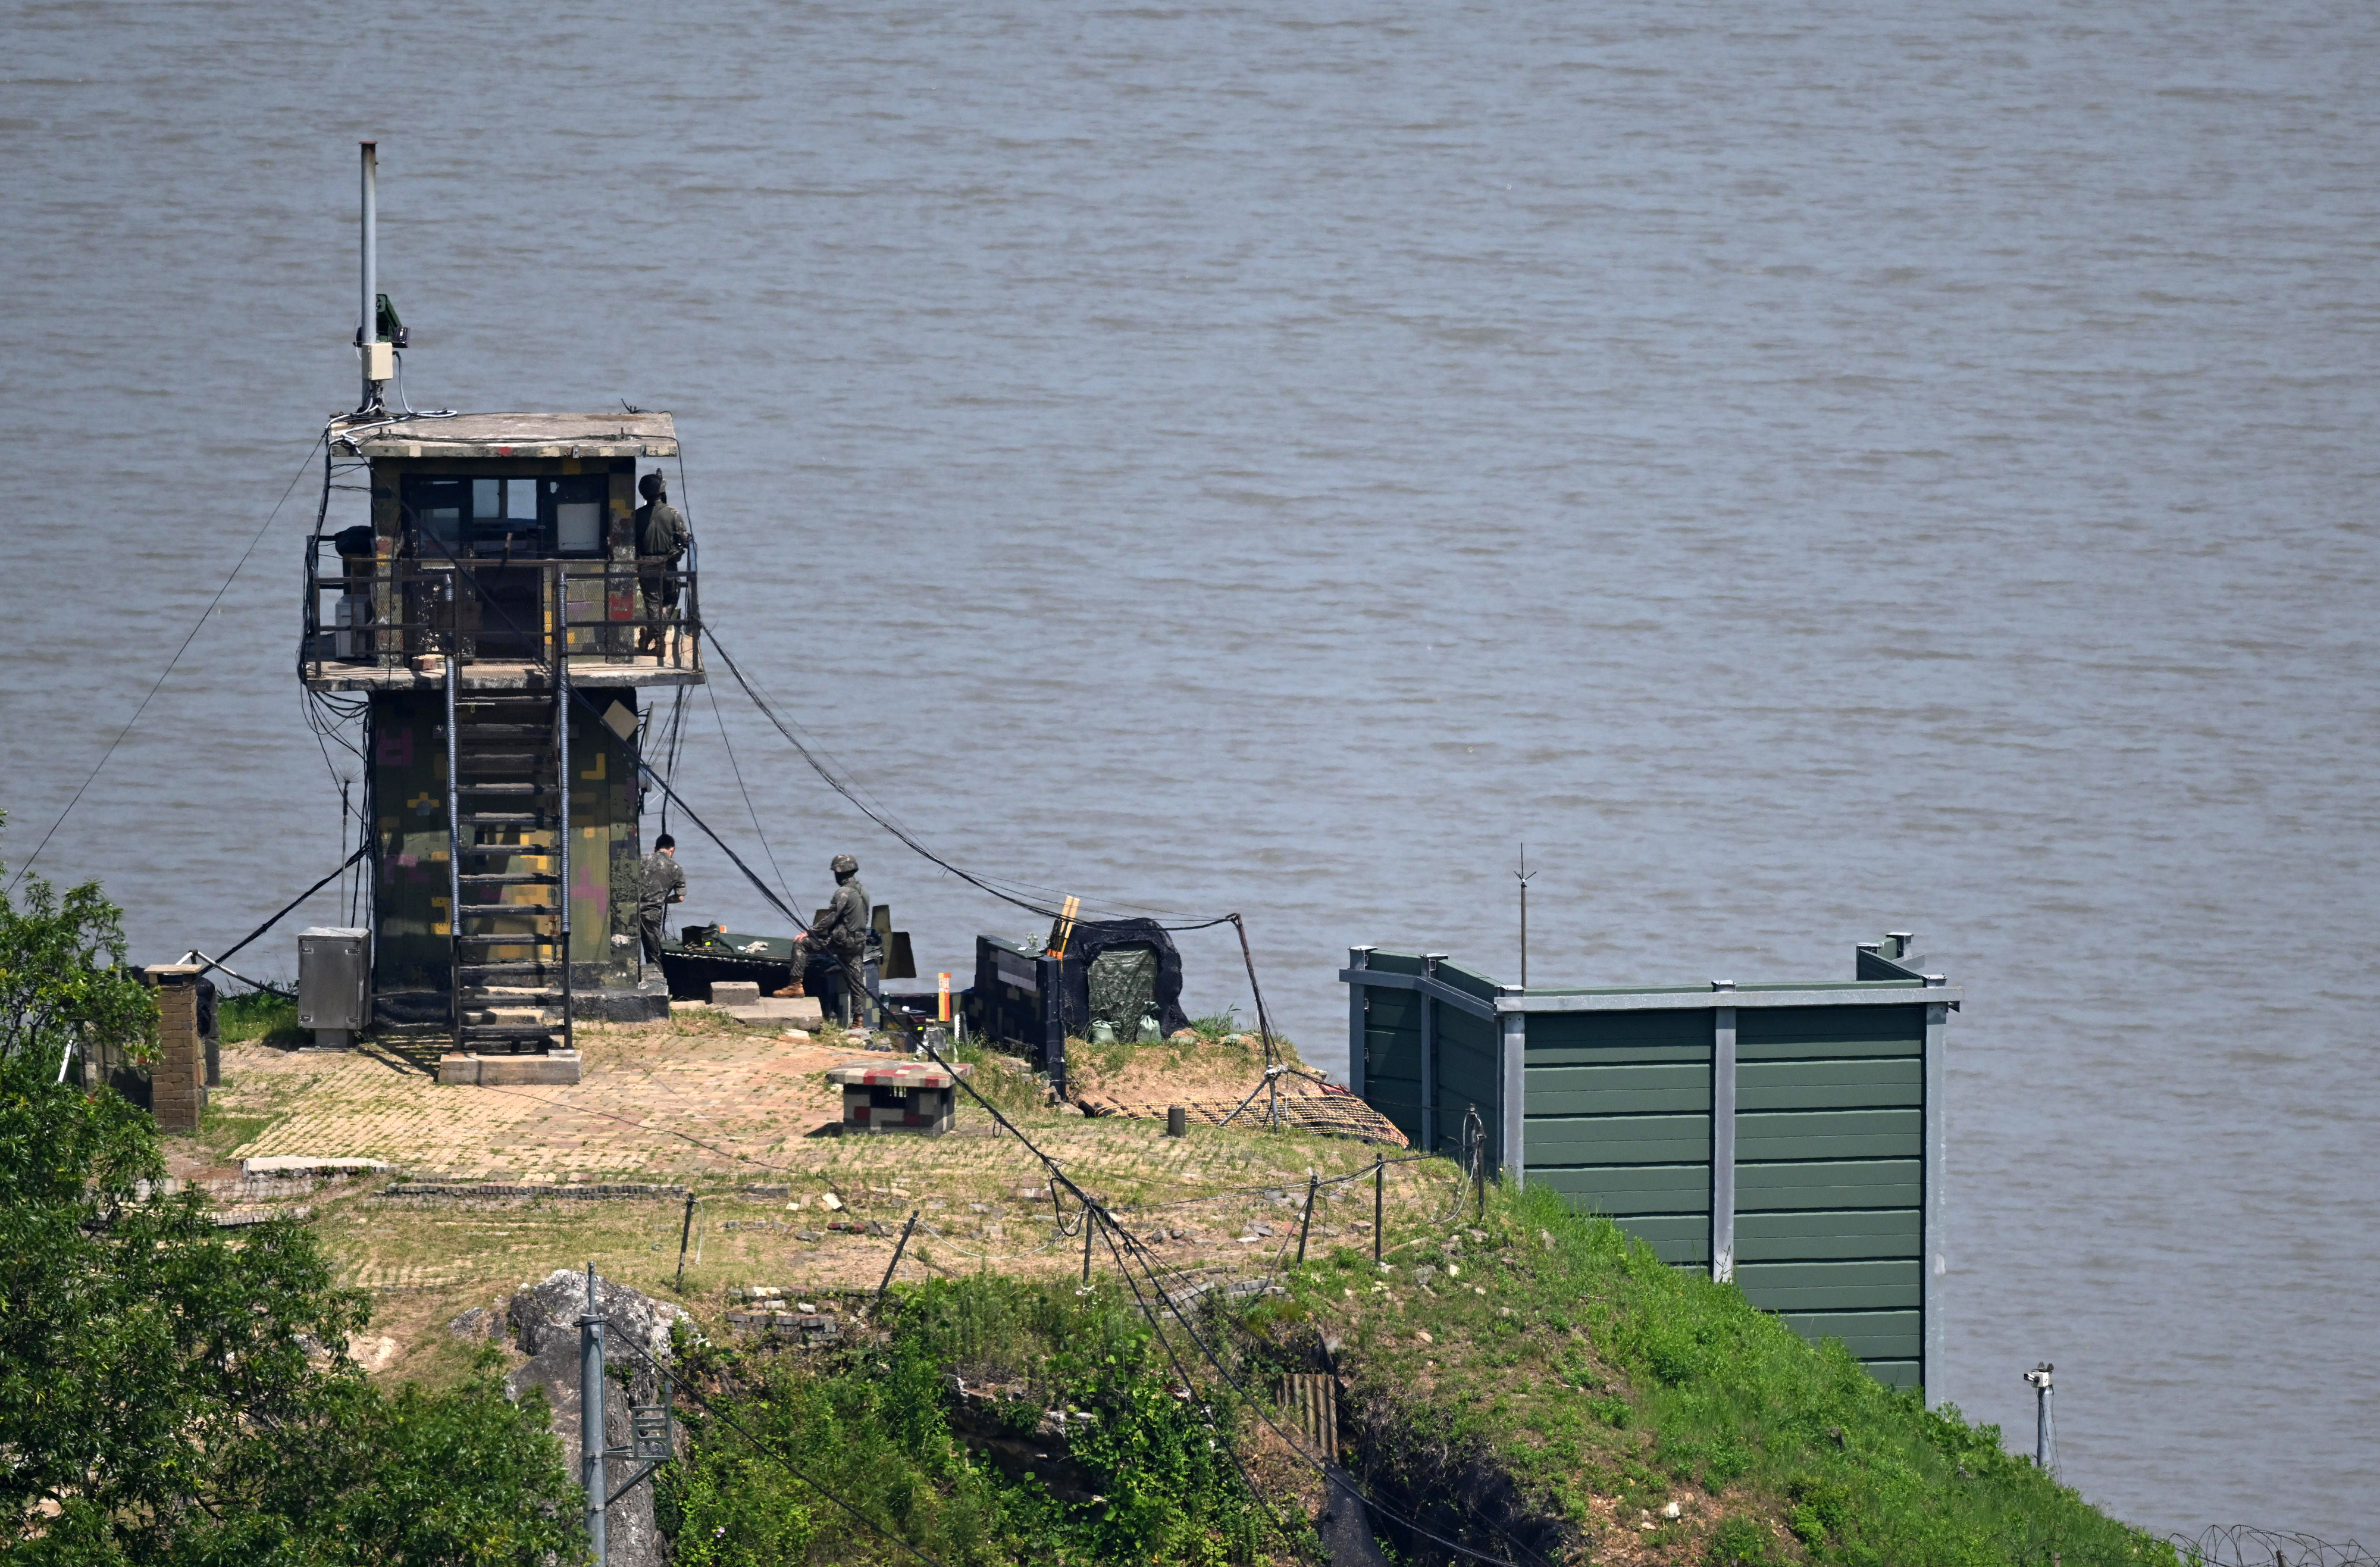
(359, 340), (393, 380)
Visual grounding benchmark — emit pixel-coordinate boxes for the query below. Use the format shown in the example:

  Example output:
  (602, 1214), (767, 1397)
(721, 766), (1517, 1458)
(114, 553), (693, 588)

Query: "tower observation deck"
(303, 411), (703, 1073)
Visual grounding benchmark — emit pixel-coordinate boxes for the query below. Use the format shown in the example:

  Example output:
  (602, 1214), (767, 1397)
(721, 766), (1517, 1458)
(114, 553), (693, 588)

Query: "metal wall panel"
(1521, 1008), (1711, 1267)
(1733, 1005), (1927, 1384)
(1363, 987), (1425, 1147)
(1345, 954), (1948, 1391)
(1435, 1006), (1503, 1162)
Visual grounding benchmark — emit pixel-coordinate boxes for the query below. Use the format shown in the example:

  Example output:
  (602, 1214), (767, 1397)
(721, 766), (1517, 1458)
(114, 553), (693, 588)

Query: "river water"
(4, 0), (2374, 1539)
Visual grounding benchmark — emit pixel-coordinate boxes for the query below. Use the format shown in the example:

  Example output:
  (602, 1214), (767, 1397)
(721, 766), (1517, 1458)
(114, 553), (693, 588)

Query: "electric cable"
(8, 434), (325, 892)
(706, 681), (791, 908)
(208, 846), (369, 970)
(915, 1040), (1525, 1567)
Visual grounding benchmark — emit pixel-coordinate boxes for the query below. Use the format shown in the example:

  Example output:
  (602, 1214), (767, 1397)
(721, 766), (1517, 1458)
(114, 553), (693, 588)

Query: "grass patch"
(1253, 1182), (2175, 1566)
(218, 988), (306, 1046)
(193, 1101), (282, 1163)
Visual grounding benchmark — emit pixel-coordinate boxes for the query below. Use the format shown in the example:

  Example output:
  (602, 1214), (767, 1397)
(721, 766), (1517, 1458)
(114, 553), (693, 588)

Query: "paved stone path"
(223, 1024), (863, 1181)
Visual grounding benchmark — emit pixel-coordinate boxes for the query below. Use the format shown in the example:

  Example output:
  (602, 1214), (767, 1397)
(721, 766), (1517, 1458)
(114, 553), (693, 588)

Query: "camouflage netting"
(1045, 918), (1191, 1039)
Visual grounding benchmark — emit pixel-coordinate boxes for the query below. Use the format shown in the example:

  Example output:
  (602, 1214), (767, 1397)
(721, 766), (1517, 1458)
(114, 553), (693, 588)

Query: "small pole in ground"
(876, 1211), (920, 1308)
(1373, 1153), (1385, 1263)
(1295, 1170), (1319, 1265)
(1516, 842), (1537, 990)
(1082, 1200), (1097, 1283)
(672, 1191), (697, 1291)
(2024, 1363), (2056, 1471)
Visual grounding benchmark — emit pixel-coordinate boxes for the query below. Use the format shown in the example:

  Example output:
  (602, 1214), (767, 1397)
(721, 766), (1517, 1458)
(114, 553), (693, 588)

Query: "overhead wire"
(914, 1039), (1523, 1567)
(706, 681), (792, 908)
(8, 432), (326, 892)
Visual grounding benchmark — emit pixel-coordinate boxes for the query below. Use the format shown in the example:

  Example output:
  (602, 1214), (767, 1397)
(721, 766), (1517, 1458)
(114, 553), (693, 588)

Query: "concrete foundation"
(439, 1050), (583, 1086)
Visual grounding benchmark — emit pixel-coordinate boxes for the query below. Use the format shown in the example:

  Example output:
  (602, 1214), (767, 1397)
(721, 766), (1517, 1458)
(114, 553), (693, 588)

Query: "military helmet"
(831, 853), (859, 875)
(639, 471), (666, 499)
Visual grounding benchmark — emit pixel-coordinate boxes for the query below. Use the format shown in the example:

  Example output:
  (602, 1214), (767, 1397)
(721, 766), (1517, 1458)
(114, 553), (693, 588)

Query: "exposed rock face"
(505, 1270), (694, 1567)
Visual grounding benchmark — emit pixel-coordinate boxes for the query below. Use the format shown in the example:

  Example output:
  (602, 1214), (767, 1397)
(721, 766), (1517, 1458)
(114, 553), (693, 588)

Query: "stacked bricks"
(823, 1061), (971, 1136)
(148, 964), (208, 1134)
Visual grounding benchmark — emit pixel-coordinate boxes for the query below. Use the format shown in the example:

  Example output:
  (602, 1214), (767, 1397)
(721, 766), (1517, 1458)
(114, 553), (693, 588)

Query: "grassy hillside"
(1263, 1182), (2169, 1566)
(657, 1178), (2169, 1567)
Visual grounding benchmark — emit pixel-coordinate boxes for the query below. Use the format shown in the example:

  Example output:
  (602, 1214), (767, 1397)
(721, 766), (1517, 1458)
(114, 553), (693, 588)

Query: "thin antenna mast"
(1515, 842), (1537, 990)
(357, 141), (385, 414)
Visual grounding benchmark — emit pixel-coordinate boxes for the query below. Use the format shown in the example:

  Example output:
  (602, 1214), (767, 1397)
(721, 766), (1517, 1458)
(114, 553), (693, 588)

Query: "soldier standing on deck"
(637, 834), (685, 965)
(801, 853), (872, 1030)
(634, 473), (690, 658)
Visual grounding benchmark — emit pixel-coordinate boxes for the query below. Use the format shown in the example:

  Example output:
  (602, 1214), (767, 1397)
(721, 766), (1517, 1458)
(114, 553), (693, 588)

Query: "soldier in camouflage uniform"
(634, 472), (690, 658)
(637, 834), (685, 965)
(800, 853), (872, 1029)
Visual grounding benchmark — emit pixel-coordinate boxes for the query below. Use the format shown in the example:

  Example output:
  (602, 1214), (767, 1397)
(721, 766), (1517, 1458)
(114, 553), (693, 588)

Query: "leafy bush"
(662, 1275), (1280, 1566)
(0, 847), (580, 1564)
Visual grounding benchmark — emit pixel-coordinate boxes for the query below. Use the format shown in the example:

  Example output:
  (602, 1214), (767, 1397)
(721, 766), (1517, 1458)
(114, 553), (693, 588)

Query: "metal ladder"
(443, 594), (574, 1058)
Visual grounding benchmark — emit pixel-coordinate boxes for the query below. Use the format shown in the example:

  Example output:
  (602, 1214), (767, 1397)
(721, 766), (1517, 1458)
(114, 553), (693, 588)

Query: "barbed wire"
(2172, 1527), (2375, 1567)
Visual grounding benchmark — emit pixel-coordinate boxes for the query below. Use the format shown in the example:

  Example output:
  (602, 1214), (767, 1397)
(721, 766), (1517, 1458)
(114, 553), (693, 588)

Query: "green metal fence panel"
(1436, 1006), (1503, 1162)
(1733, 1005), (1926, 1383)
(1344, 943), (1950, 1391)
(1363, 987), (1424, 1147)
(1522, 1008), (1711, 1267)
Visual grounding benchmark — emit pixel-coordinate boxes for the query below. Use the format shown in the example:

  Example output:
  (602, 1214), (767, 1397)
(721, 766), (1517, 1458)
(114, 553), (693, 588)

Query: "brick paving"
(221, 1024), (866, 1182)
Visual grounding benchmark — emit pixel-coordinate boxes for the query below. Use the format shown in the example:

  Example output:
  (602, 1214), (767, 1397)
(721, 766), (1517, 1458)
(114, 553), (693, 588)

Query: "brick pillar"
(148, 964), (207, 1134)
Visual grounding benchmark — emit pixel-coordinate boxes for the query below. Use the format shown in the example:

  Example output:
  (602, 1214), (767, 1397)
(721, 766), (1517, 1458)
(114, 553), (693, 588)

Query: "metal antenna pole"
(2024, 1363), (2056, 1471)
(1515, 843), (1537, 991)
(581, 1263), (607, 1565)
(358, 142), (381, 414)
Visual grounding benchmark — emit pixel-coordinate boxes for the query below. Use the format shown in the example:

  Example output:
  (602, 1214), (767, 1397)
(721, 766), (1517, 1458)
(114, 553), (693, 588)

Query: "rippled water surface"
(4, 0), (2375, 1538)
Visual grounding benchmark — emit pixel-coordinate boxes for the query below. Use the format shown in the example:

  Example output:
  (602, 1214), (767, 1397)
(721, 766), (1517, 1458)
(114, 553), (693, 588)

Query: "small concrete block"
(668, 999), (707, 1012)
(475, 1051), (582, 1086)
(438, 1054), (481, 1085)
(721, 996), (824, 1027)
(709, 981), (762, 1007)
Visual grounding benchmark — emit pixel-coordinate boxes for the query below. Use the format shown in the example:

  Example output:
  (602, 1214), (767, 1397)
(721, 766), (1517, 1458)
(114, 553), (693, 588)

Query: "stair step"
(456, 752), (547, 770)
(458, 1028), (560, 1046)
(456, 844), (554, 857)
(454, 934), (561, 946)
(458, 963), (559, 978)
(456, 782), (551, 796)
(458, 725), (551, 740)
(457, 873), (561, 886)
(456, 813), (549, 827)
(457, 905), (559, 918)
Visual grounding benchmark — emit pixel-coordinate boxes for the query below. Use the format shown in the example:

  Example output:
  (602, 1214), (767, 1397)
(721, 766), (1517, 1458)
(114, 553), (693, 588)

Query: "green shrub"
(1709, 1515), (1778, 1566)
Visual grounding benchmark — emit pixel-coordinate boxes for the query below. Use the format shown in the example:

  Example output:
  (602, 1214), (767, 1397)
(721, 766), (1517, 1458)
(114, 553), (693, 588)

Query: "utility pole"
(1515, 843), (1537, 990)
(2023, 1363), (2056, 1471)
(580, 1265), (607, 1565)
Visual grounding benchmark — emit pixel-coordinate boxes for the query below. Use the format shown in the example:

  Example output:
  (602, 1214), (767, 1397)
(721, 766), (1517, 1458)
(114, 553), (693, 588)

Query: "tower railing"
(299, 546), (700, 681)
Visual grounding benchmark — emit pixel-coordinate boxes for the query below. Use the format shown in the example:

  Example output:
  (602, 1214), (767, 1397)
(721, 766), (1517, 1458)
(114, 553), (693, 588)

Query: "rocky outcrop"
(505, 1270), (694, 1567)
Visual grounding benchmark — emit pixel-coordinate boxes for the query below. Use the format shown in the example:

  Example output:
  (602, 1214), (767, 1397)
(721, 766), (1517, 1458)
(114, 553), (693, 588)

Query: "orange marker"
(937, 972), (951, 1023)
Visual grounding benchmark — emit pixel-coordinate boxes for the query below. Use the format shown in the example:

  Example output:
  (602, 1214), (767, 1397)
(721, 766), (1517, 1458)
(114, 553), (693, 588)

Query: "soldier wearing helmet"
(634, 471), (690, 658)
(801, 853), (872, 1029)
